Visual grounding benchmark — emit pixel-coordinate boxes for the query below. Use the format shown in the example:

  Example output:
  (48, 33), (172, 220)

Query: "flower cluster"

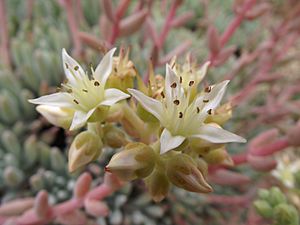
(29, 47), (245, 201)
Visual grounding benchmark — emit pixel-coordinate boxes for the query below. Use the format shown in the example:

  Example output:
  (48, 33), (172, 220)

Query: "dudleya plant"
(29, 47), (246, 202)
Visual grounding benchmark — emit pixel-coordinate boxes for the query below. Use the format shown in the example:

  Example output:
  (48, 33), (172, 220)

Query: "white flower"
(128, 65), (246, 154)
(29, 48), (130, 130)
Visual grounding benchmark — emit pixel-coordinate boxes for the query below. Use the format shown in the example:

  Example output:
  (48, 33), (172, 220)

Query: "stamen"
(65, 63), (69, 69)
(94, 81), (100, 86)
(82, 89), (88, 93)
(179, 112), (183, 118)
(73, 99), (79, 104)
(205, 86), (212, 93)
(74, 66), (79, 71)
(173, 99), (180, 105)
(179, 76), (183, 83)
(189, 80), (195, 86)
(203, 99), (209, 103)
(197, 107), (200, 113)
(161, 91), (165, 98)
(171, 82), (177, 88)
(207, 109), (212, 115)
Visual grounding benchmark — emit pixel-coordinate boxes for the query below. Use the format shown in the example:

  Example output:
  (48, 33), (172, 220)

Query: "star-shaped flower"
(128, 65), (246, 154)
(29, 48), (130, 130)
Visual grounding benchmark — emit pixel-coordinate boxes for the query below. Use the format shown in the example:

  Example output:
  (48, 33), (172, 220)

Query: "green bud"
(30, 174), (45, 191)
(166, 153), (212, 193)
(38, 142), (51, 168)
(24, 136), (39, 167)
(106, 142), (156, 181)
(203, 147), (233, 166)
(274, 203), (299, 225)
(103, 124), (128, 148)
(269, 187), (287, 206)
(253, 200), (273, 218)
(50, 147), (66, 173)
(0, 90), (20, 123)
(68, 131), (103, 172)
(144, 168), (170, 202)
(258, 189), (270, 200)
(1, 130), (21, 158)
(4, 166), (24, 187)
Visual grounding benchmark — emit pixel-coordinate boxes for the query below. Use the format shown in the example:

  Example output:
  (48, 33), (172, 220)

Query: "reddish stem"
(249, 138), (289, 157)
(220, 0), (257, 47)
(62, 0), (82, 56)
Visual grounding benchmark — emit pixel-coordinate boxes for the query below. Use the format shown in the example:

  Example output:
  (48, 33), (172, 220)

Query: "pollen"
(94, 81), (100, 86)
(205, 86), (212, 93)
(74, 65), (79, 71)
(73, 99), (79, 104)
(197, 107), (200, 113)
(82, 89), (88, 93)
(207, 109), (212, 115)
(189, 80), (195, 86)
(179, 76), (183, 83)
(173, 99), (180, 105)
(161, 91), (165, 98)
(179, 112), (183, 118)
(171, 82), (177, 88)
(203, 99), (209, 103)
(65, 63), (69, 69)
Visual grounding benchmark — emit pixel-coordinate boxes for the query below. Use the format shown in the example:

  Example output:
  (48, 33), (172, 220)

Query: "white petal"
(62, 49), (85, 85)
(94, 48), (116, 85)
(165, 64), (181, 99)
(202, 80), (230, 112)
(128, 88), (164, 122)
(192, 124), (246, 143)
(101, 88), (130, 106)
(69, 109), (95, 130)
(197, 61), (210, 82)
(28, 93), (74, 107)
(160, 128), (185, 154)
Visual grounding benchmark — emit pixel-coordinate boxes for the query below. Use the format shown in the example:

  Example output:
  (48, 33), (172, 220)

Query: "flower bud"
(144, 168), (170, 202)
(166, 153), (212, 193)
(106, 48), (137, 93)
(203, 147), (233, 166)
(36, 105), (74, 129)
(273, 203), (299, 225)
(106, 142), (156, 181)
(103, 124), (128, 148)
(204, 102), (232, 125)
(254, 200), (273, 218)
(68, 131), (103, 173)
(269, 187), (286, 207)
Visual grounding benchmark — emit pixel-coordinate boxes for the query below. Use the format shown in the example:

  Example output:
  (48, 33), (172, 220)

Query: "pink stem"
(0, 0), (11, 68)
(220, 0), (256, 47)
(249, 138), (289, 156)
(61, 0), (82, 56)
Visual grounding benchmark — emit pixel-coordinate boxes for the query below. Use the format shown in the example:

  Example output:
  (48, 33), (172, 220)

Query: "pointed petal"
(160, 128), (185, 154)
(197, 61), (210, 82)
(101, 88), (130, 106)
(62, 49), (85, 85)
(192, 124), (246, 143)
(94, 48), (116, 85)
(202, 80), (230, 112)
(28, 93), (74, 107)
(69, 109), (96, 130)
(128, 88), (164, 122)
(165, 64), (181, 99)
